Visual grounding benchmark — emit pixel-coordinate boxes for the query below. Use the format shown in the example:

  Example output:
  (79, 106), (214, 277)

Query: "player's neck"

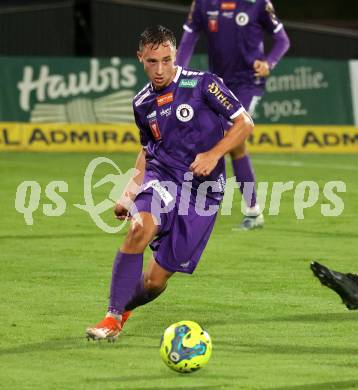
(152, 66), (178, 91)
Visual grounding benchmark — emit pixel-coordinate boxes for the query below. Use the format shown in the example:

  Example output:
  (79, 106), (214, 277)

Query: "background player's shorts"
(222, 83), (265, 131)
(236, 86), (264, 114)
(132, 179), (219, 274)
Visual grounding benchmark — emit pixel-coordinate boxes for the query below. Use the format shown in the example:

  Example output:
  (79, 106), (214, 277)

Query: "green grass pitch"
(1, 152), (358, 389)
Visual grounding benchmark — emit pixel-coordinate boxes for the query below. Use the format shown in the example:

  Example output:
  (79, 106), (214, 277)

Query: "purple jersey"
(132, 66), (245, 201)
(181, 0), (288, 88)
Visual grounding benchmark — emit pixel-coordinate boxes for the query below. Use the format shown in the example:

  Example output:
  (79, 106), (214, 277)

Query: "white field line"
(253, 159), (358, 171)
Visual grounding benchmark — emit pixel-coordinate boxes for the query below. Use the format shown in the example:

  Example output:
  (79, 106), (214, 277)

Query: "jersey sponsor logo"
(156, 92), (173, 107)
(207, 10), (219, 16)
(176, 104), (194, 122)
(208, 81), (234, 110)
(179, 78), (198, 88)
(208, 16), (218, 32)
(160, 107), (172, 117)
(149, 118), (161, 141)
(146, 110), (157, 119)
(222, 11), (234, 18)
(221, 2), (236, 10)
(236, 12), (249, 26)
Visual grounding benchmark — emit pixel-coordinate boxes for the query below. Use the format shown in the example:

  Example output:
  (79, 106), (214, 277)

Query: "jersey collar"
(173, 66), (182, 83)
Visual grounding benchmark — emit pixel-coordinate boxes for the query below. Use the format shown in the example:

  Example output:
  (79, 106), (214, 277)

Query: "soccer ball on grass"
(159, 320), (212, 373)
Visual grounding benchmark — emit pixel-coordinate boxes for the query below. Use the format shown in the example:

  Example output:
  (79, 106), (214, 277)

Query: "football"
(159, 320), (212, 373)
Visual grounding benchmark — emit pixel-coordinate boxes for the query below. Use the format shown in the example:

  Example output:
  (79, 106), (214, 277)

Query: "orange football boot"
(86, 311), (132, 342)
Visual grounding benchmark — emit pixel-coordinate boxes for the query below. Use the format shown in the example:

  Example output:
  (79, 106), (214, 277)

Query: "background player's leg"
(231, 143), (258, 210)
(230, 93), (263, 230)
(125, 257), (173, 311)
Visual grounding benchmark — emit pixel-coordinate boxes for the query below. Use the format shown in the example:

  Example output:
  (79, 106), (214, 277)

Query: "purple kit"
(176, 0), (290, 109)
(132, 66), (244, 273)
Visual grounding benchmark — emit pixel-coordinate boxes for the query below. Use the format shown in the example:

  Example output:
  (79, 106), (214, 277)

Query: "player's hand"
(190, 151), (219, 177)
(253, 60), (270, 77)
(114, 201), (131, 220)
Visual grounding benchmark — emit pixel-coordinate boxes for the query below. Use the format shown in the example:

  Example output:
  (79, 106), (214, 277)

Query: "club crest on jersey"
(157, 92), (173, 107)
(176, 104), (194, 122)
(149, 118), (161, 141)
(208, 81), (233, 110)
(236, 12), (249, 26)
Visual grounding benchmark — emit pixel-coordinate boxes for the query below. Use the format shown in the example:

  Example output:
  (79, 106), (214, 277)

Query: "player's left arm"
(190, 112), (253, 176)
(254, 0), (290, 77)
(114, 106), (148, 219)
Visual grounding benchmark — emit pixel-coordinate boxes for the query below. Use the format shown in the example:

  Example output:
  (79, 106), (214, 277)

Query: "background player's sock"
(107, 251), (143, 317)
(124, 274), (167, 311)
(232, 154), (258, 211)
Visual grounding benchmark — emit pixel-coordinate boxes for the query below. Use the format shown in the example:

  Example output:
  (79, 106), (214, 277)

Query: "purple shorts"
(132, 179), (219, 274)
(221, 85), (264, 131)
(234, 85), (264, 113)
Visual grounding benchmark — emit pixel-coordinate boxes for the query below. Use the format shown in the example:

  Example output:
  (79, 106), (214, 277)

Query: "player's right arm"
(114, 148), (146, 220)
(176, 0), (203, 67)
(114, 107), (149, 219)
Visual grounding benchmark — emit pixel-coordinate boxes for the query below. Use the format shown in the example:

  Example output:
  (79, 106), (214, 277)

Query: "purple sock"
(108, 251), (143, 316)
(125, 274), (167, 311)
(232, 155), (257, 208)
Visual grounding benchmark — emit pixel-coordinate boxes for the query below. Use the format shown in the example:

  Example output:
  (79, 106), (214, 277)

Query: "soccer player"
(86, 25), (254, 341)
(311, 261), (358, 310)
(176, 0), (290, 230)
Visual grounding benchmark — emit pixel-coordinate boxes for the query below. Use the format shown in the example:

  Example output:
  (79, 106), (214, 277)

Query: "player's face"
(138, 41), (177, 90)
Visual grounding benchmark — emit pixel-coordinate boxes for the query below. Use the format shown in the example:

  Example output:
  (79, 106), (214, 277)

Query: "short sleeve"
(259, 0), (284, 35)
(183, 0), (203, 33)
(133, 106), (150, 147)
(202, 74), (246, 121)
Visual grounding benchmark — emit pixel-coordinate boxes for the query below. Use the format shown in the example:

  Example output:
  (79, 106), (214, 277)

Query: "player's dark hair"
(139, 25), (176, 51)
